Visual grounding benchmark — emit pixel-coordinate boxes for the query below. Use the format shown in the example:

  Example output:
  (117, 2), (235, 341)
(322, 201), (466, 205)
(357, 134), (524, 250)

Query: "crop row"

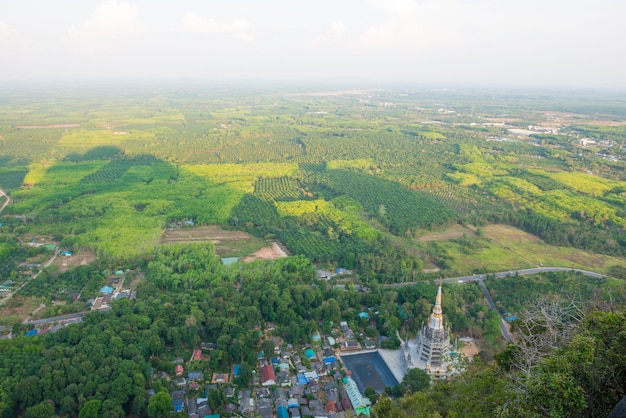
(315, 169), (456, 235)
(254, 177), (303, 201)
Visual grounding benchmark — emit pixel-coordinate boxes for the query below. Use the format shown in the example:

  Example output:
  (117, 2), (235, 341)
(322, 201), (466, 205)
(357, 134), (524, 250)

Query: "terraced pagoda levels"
(405, 280), (458, 380)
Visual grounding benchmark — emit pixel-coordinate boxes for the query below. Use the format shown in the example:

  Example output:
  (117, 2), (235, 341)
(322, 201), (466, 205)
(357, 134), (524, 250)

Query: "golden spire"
(429, 279), (444, 330)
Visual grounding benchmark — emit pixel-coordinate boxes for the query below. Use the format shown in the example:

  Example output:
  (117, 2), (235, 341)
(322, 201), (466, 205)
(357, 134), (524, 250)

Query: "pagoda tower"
(412, 280), (452, 378)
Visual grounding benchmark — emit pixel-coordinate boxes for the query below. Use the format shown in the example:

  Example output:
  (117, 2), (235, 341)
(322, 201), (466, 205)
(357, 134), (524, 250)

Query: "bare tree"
(509, 296), (586, 378)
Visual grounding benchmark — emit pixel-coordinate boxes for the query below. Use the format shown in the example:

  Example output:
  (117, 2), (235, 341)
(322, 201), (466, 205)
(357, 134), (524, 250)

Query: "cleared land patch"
(52, 250), (97, 273)
(0, 295), (42, 324)
(243, 242), (288, 262)
(481, 224), (542, 243)
(459, 338), (480, 358)
(160, 225), (272, 258)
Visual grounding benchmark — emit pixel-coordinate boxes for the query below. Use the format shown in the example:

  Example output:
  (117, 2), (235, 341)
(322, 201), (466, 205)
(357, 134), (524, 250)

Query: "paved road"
(384, 267), (607, 288)
(383, 266), (608, 342)
(477, 280), (511, 342)
(24, 311), (88, 325)
(0, 189), (10, 213)
(23, 307), (110, 326)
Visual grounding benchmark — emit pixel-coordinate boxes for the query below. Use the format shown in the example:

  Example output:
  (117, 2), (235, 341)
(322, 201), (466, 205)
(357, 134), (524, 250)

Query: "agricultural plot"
(1, 86), (626, 283)
(317, 169), (457, 234)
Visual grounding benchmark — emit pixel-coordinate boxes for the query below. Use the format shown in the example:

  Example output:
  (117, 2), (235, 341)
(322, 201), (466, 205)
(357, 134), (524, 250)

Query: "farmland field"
(0, 86), (625, 283)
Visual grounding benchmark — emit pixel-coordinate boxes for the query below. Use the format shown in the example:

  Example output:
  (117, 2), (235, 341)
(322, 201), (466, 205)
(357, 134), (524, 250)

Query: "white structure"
(406, 281), (456, 379)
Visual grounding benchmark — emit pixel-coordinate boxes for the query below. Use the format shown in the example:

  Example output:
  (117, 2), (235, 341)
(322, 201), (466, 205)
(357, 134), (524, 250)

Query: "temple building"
(405, 281), (456, 379)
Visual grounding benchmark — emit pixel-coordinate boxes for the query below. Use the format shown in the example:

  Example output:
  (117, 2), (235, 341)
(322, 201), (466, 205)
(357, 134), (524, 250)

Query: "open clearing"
(482, 224), (542, 243)
(417, 224), (476, 242)
(459, 338), (480, 358)
(0, 295), (42, 323)
(243, 242), (288, 262)
(445, 224), (626, 274)
(161, 225), (277, 258)
(387, 223), (626, 275)
(52, 250), (97, 273)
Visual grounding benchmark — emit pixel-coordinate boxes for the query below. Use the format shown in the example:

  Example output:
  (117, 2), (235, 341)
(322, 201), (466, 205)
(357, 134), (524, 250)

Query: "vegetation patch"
(481, 224), (542, 243)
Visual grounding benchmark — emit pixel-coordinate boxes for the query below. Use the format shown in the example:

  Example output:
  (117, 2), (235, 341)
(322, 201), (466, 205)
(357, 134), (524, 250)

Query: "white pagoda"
(406, 281), (456, 379)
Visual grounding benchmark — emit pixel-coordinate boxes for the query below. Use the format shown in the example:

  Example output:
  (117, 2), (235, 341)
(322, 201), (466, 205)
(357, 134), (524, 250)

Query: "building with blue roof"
(296, 374), (309, 386)
(233, 364), (241, 377)
(172, 399), (184, 412)
(277, 406), (288, 418)
(343, 377), (371, 416)
(99, 286), (114, 295)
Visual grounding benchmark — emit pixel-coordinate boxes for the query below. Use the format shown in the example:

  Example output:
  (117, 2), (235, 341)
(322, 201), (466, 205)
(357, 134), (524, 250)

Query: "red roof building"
(175, 364), (184, 376)
(193, 349), (202, 361)
(260, 364), (276, 387)
(325, 400), (337, 414)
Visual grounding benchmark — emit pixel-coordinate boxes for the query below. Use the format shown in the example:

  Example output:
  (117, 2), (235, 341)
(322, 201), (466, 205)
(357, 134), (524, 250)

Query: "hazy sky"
(1, 0), (625, 87)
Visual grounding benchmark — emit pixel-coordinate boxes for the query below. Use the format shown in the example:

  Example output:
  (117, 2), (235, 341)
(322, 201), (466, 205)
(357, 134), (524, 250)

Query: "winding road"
(383, 267), (608, 288)
(0, 189), (9, 214)
(382, 267), (609, 342)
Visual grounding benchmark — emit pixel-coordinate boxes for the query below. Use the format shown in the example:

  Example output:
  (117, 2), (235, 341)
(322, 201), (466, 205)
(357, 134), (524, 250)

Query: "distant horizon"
(1, 79), (625, 96)
(1, 1), (625, 89)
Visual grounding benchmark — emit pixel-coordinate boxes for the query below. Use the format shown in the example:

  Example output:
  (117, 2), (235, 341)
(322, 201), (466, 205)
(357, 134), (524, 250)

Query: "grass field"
(416, 224), (476, 241)
(481, 224), (626, 273)
(406, 223), (626, 275)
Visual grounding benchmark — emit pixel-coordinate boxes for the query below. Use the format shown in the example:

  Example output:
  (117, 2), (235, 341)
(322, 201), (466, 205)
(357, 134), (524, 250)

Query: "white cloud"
(68, 0), (145, 43)
(329, 21), (347, 41)
(365, 0), (419, 16)
(0, 21), (18, 42)
(315, 21), (348, 45)
(359, 0), (444, 50)
(181, 11), (253, 40)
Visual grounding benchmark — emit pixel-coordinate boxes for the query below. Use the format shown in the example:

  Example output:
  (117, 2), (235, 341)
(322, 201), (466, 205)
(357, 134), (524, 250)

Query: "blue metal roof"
(277, 406), (288, 418)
